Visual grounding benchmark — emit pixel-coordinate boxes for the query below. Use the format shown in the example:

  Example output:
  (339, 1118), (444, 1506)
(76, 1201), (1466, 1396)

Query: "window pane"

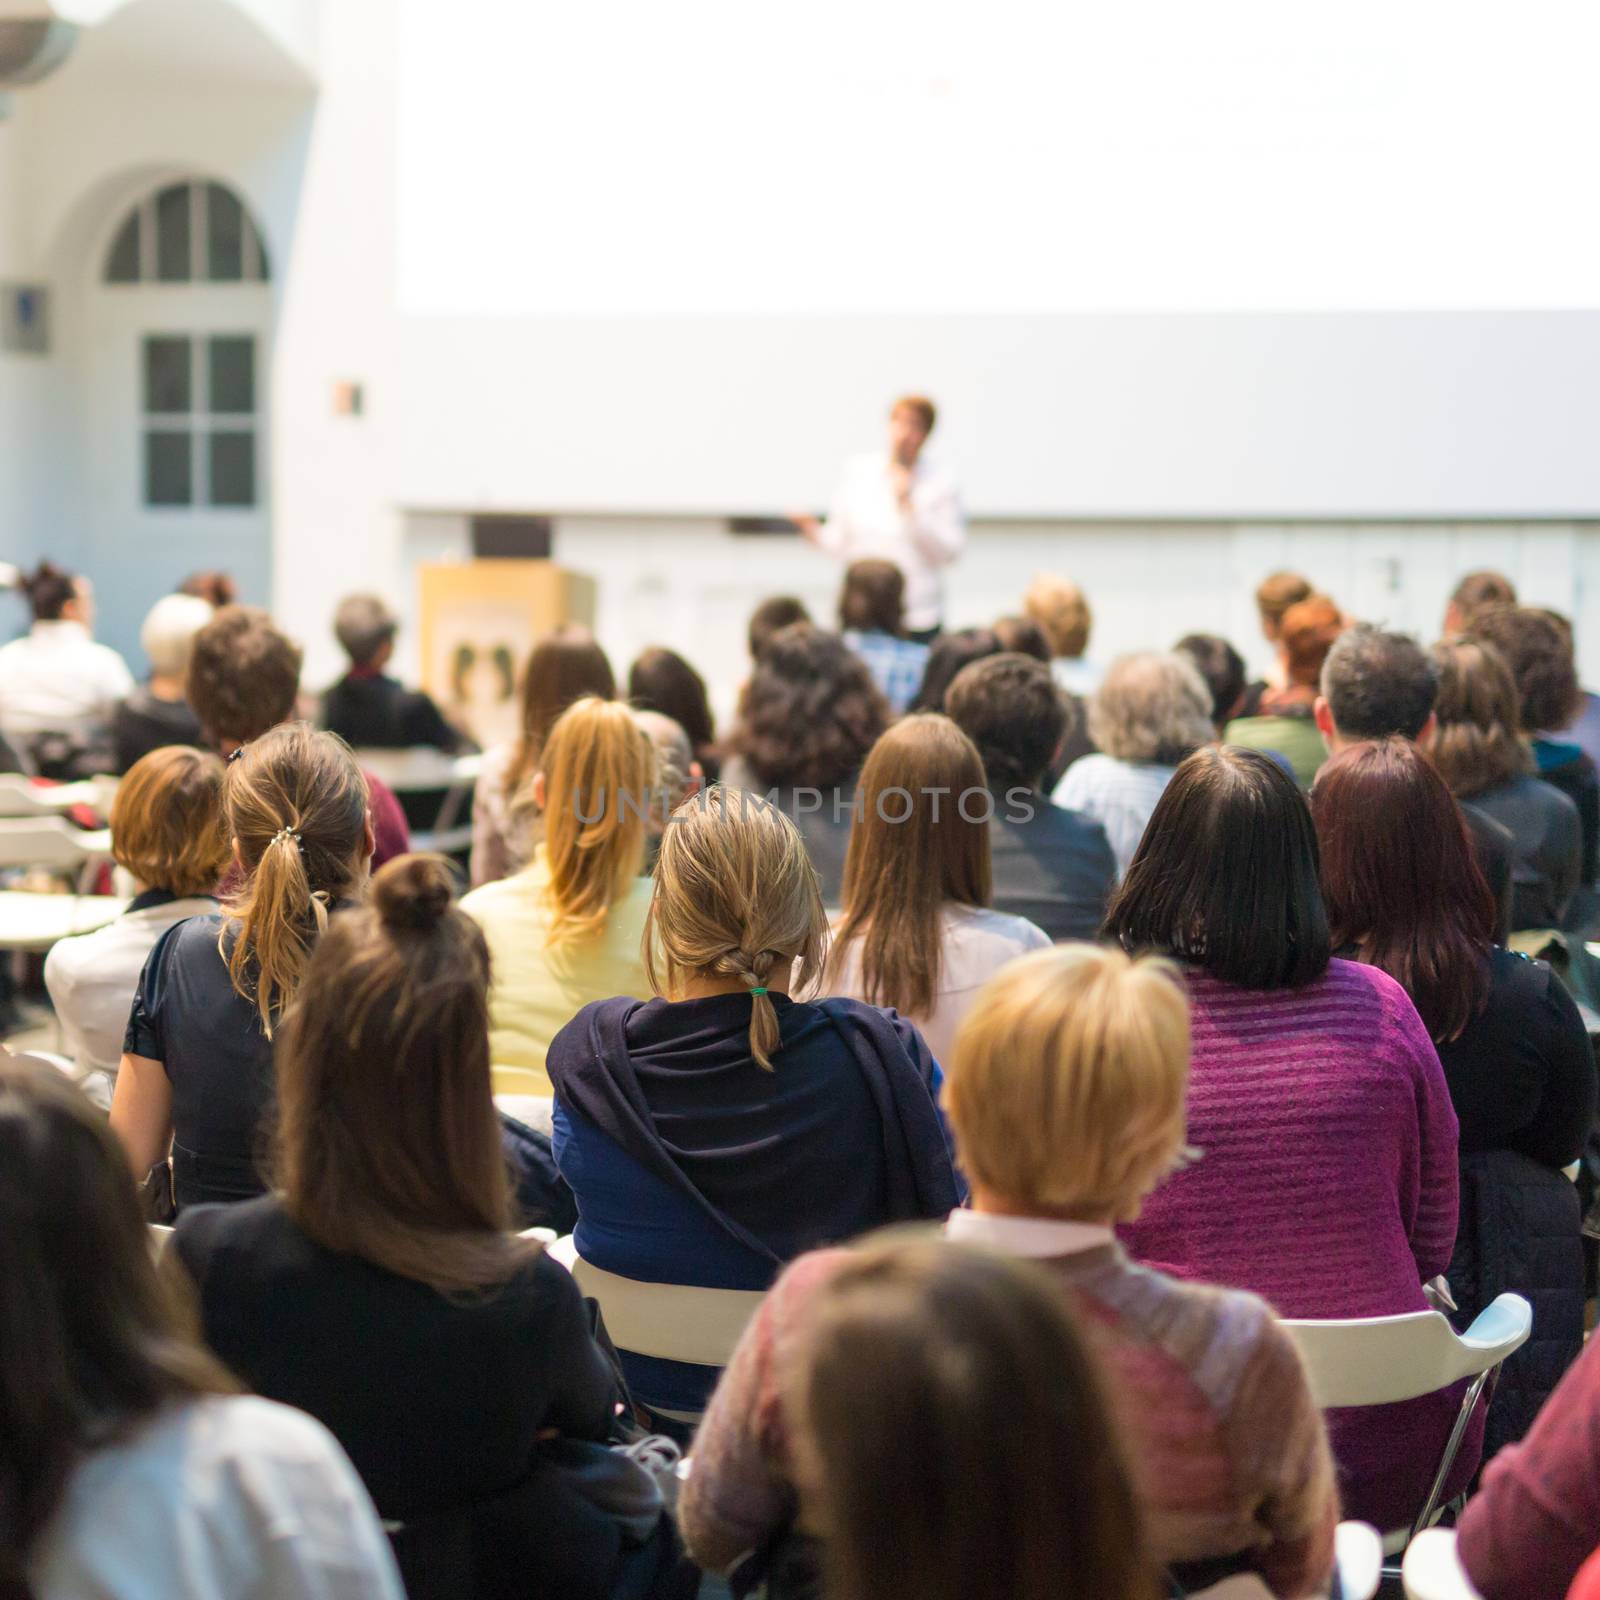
(207, 336), (254, 414)
(155, 184), (192, 282)
(106, 212), (141, 283)
(143, 337), (192, 414)
(206, 183), (245, 282)
(209, 430), (255, 507)
(145, 431), (192, 506)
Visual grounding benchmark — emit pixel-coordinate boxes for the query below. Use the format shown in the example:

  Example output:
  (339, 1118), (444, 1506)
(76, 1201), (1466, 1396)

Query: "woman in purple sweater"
(1110, 746), (1466, 1535)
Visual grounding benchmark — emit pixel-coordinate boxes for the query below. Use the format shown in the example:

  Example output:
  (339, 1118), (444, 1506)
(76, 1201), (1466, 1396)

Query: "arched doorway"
(84, 176), (273, 662)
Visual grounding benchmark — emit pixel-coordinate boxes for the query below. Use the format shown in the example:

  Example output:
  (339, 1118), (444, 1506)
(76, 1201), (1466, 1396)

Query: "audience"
(628, 644), (720, 780)
(1314, 624), (1515, 940)
(111, 592), (211, 772)
(631, 707), (698, 854)
(724, 623), (889, 903)
(1025, 572), (1100, 695)
(470, 623), (615, 888)
(1054, 651), (1214, 874)
(186, 605), (410, 869)
(836, 558), (930, 715)
(173, 854), (688, 1600)
(1224, 595), (1344, 786)
(990, 614), (1053, 662)
(746, 594), (811, 663)
(546, 785), (960, 1422)
(461, 696), (656, 1097)
(1175, 632), (1248, 732)
(909, 625), (1004, 714)
(1109, 746), (1468, 1532)
(943, 652), (1117, 940)
(178, 569), (239, 608)
(45, 747), (229, 1098)
(0, 1058), (403, 1599)
(320, 593), (463, 753)
(824, 714), (1049, 1062)
(1242, 569), (1314, 709)
(684, 945), (1337, 1596)
(110, 723), (374, 1212)
(1540, 608), (1600, 779)
(0, 561), (132, 773)
(1444, 569), (1517, 636)
(1426, 637), (1582, 932)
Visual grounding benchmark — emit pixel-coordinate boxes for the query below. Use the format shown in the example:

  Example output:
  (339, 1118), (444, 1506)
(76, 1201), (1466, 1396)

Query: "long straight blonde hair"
(540, 696), (657, 946)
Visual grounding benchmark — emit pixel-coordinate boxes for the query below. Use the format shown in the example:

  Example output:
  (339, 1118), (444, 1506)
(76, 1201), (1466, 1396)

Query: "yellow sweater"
(460, 851), (655, 1098)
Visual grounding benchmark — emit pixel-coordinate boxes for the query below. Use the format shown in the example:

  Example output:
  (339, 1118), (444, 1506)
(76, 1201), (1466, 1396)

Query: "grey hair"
(1087, 652), (1216, 765)
(333, 594), (398, 666)
(140, 593), (215, 680)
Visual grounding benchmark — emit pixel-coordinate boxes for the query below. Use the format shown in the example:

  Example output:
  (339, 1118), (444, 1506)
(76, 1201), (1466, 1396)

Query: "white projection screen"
(391, 0), (1600, 516)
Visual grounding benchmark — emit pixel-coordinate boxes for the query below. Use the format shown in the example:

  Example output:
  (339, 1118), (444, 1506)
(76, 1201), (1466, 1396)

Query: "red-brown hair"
(1310, 738), (1494, 1042)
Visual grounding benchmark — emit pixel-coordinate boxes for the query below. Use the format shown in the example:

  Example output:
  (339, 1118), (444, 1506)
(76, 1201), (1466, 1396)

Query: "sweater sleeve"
(1514, 963), (1597, 1169)
(1457, 1335), (1600, 1600)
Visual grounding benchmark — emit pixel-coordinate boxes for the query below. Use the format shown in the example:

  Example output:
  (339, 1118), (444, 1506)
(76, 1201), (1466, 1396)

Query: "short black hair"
(910, 627), (1001, 714)
(21, 563), (77, 623)
(1320, 626), (1438, 742)
(1174, 634), (1247, 728)
(944, 653), (1069, 793)
(1104, 745), (1330, 990)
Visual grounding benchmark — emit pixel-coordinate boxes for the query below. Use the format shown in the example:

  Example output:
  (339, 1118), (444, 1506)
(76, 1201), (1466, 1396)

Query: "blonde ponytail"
(221, 724), (369, 1035)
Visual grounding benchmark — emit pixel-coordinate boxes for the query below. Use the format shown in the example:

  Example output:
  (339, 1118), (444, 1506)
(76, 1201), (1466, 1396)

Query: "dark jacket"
(986, 786), (1118, 942)
(1465, 777), (1583, 933)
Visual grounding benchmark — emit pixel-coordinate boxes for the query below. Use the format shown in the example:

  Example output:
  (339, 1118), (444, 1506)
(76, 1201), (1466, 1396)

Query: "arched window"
(104, 180), (270, 285)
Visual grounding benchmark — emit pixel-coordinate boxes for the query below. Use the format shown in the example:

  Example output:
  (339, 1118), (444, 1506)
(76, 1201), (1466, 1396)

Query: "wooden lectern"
(418, 560), (597, 750)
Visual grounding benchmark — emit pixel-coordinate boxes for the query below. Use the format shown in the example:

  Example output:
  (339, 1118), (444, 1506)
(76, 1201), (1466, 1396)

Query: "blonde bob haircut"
(943, 944), (1191, 1221)
(111, 745), (230, 897)
(1023, 574), (1092, 661)
(645, 785), (828, 1070)
(540, 695), (657, 947)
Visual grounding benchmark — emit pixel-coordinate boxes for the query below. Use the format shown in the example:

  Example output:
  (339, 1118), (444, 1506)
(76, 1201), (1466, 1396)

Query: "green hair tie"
(749, 986), (768, 997)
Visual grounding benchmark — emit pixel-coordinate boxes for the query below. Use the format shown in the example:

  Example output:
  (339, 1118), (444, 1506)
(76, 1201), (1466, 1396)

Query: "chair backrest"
(0, 816), (107, 870)
(354, 748), (478, 855)
(1283, 1294), (1531, 1409)
(1402, 1528), (1484, 1600)
(0, 775), (99, 817)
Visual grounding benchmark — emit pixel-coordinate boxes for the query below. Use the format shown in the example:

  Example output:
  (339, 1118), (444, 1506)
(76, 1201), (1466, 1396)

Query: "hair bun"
(370, 853), (455, 932)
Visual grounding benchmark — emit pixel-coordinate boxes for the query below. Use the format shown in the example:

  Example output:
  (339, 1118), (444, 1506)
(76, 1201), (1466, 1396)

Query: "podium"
(418, 560), (597, 750)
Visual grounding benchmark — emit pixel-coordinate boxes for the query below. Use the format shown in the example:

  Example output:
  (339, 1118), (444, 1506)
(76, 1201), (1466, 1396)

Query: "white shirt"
(0, 619), (134, 741)
(814, 451), (965, 632)
(29, 1395), (405, 1600)
(45, 896), (218, 1077)
(827, 902), (1050, 1066)
(1050, 657), (1103, 699)
(1054, 753), (1178, 877)
(944, 1207), (1116, 1258)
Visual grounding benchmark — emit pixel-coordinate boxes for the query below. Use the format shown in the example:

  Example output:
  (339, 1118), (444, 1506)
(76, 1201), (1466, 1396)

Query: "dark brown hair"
(111, 747), (230, 898)
(628, 646), (715, 758)
(1174, 633), (1248, 729)
(1424, 638), (1530, 798)
(178, 570), (239, 608)
(829, 716), (991, 1018)
(19, 563), (77, 624)
(945, 653), (1068, 792)
(0, 1060), (235, 1591)
(1105, 745), (1331, 989)
(734, 625), (889, 791)
(991, 615), (1052, 662)
(1448, 570), (1516, 627)
(1311, 739), (1494, 1042)
(1467, 606), (1581, 734)
(506, 624), (616, 797)
(185, 606), (302, 748)
(910, 627), (1002, 714)
(747, 596), (811, 662)
(838, 560), (905, 636)
(790, 1239), (1154, 1600)
(276, 854), (538, 1295)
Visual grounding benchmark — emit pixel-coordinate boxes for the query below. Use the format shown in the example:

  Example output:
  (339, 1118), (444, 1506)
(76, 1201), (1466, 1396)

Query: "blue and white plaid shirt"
(843, 629), (931, 715)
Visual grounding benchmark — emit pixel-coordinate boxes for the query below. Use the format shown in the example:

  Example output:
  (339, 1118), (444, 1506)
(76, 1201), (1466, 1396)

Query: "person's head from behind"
(991, 615), (1051, 662)
(1023, 574), (1092, 663)
(533, 696), (656, 946)
(944, 652), (1068, 794)
(276, 853), (535, 1293)
(945, 945), (1189, 1224)
(887, 393), (936, 466)
(186, 606), (303, 752)
(20, 562), (87, 628)
(1444, 570), (1517, 637)
(178, 570), (238, 609)
(1105, 745), (1331, 989)
(139, 593), (213, 694)
(1277, 596), (1344, 691)
(111, 747), (230, 898)
(787, 1239), (1152, 1600)
(1088, 652), (1214, 767)
(1424, 638), (1529, 799)
(632, 708), (697, 831)
(747, 595), (811, 664)
(838, 559), (905, 637)
(909, 626), (1001, 713)
(1174, 633), (1247, 731)
(627, 645), (715, 755)
(333, 593), (398, 672)
(0, 1059), (234, 1580)
(1314, 625), (1439, 753)
(736, 624), (889, 790)
(1255, 571), (1313, 645)
(223, 722), (373, 1035)
(830, 715), (990, 1017)
(1311, 739), (1495, 1043)
(1466, 605), (1581, 736)
(509, 623), (616, 795)
(646, 786), (827, 1069)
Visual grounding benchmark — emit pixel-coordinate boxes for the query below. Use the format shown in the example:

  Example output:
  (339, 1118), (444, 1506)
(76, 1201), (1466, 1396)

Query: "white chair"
(547, 1234), (765, 1427)
(0, 775), (103, 817)
(354, 748), (480, 857)
(0, 888), (128, 953)
(1284, 1294), (1531, 1557)
(1402, 1528), (1483, 1600)
(494, 1092), (554, 1137)
(0, 817), (113, 879)
(1189, 1522), (1382, 1600)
